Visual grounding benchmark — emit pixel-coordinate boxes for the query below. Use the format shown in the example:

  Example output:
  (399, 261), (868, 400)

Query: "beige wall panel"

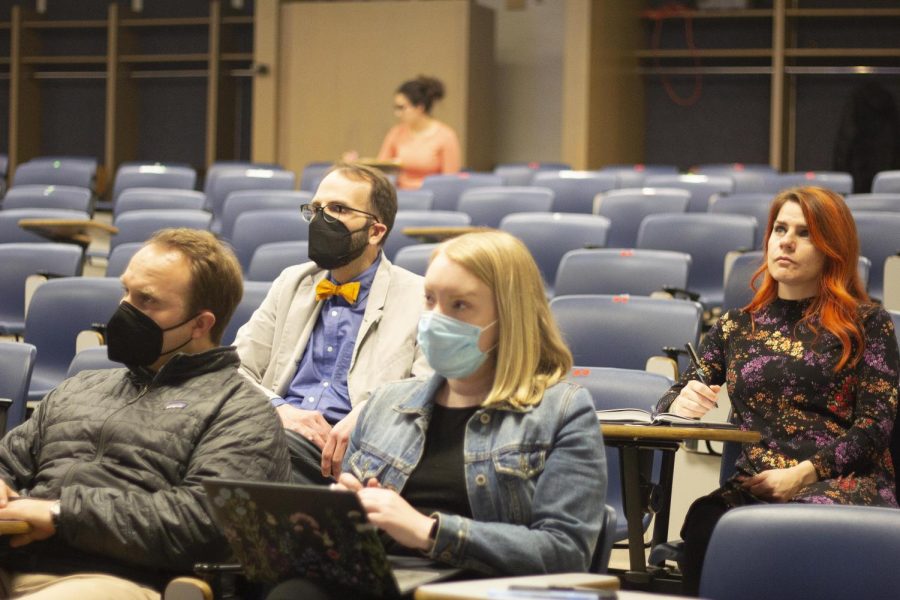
(253, 0), (280, 163)
(587, 1), (643, 168)
(562, 0), (591, 170)
(479, 0), (563, 165)
(278, 0), (487, 175)
(562, 1), (643, 170)
(465, 2), (495, 170)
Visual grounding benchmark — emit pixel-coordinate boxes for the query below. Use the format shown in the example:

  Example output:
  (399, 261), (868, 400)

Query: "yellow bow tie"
(315, 279), (360, 304)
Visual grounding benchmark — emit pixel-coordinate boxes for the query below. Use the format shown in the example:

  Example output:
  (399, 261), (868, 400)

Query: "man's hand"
(739, 461), (818, 502)
(276, 405), (332, 449)
(0, 480), (19, 507)
(0, 498), (57, 548)
(321, 403), (366, 479)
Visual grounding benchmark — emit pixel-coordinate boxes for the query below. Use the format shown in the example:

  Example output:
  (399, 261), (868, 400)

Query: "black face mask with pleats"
(307, 216), (371, 270)
(106, 301), (196, 367)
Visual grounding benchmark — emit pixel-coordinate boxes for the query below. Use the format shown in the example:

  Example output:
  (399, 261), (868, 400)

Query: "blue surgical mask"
(417, 311), (497, 379)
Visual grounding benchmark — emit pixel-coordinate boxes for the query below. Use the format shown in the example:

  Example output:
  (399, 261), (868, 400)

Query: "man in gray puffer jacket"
(0, 229), (290, 599)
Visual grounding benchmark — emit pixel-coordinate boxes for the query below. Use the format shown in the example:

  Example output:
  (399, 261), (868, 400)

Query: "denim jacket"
(342, 374), (607, 575)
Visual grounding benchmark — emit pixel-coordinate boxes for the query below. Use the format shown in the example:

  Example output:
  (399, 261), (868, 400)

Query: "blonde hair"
(434, 231), (572, 408)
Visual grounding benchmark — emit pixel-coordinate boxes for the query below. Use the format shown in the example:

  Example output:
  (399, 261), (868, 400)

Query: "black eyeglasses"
(300, 203), (380, 224)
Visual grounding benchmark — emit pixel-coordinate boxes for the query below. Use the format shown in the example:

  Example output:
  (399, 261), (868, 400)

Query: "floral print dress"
(658, 297), (899, 506)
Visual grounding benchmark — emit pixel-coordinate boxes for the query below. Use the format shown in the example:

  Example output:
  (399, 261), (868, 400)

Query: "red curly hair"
(745, 186), (869, 370)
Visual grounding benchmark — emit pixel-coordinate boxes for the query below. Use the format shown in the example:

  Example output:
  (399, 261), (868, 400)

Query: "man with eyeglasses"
(234, 163), (430, 484)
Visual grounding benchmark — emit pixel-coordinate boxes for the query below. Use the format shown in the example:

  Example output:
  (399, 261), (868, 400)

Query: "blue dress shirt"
(275, 254), (382, 424)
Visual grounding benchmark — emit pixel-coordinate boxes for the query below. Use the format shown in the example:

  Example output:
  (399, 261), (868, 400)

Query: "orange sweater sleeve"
(377, 126), (400, 161)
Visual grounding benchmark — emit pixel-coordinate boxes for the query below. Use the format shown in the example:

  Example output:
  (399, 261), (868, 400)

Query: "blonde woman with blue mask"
(345, 231), (605, 572)
(266, 231), (607, 598)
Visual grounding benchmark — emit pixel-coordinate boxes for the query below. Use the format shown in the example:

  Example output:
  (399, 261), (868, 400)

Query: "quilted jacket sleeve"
(57, 378), (290, 571)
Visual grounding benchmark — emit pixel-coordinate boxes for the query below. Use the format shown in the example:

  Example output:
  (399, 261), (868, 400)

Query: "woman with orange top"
(657, 186), (899, 595)
(377, 76), (461, 190)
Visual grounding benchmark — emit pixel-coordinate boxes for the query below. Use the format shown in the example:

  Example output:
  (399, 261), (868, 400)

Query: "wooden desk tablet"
(401, 226), (493, 242)
(0, 520), (31, 535)
(18, 218), (118, 249)
(602, 425), (759, 444)
(356, 158), (402, 172)
(415, 572), (618, 600)
(600, 424), (761, 583)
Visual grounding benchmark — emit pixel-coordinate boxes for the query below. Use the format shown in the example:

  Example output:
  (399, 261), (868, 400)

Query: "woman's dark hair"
(397, 76), (445, 114)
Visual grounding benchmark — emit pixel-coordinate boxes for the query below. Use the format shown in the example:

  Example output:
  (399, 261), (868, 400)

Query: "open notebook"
(203, 479), (458, 598)
(596, 407), (736, 429)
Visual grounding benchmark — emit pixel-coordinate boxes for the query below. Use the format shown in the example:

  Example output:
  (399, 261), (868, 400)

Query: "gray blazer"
(233, 255), (431, 405)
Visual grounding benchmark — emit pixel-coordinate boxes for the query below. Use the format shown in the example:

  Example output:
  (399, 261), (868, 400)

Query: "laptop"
(203, 479), (459, 598)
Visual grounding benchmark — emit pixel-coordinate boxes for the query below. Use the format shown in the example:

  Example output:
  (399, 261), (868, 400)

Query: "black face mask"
(307, 216), (371, 270)
(106, 301), (196, 367)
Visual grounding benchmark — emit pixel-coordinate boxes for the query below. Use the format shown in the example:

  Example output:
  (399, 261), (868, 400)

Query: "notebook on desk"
(595, 407), (736, 429)
(203, 479), (458, 598)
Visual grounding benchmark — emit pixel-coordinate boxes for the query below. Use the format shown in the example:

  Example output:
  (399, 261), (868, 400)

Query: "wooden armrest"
(76, 330), (105, 354)
(163, 577), (213, 600)
(23, 275), (49, 319)
(646, 356), (679, 380)
(0, 520), (32, 535)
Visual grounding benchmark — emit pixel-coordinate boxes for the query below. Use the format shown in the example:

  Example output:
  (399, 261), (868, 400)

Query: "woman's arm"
(427, 387), (607, 575)
(657, 314), (728, 416)
(377, 126), (400, 161)
(439, 127), (461, 175)
(807, 307), (899, 479)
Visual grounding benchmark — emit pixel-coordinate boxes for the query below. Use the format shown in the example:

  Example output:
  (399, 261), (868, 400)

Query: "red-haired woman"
(657, 186), (899, 595)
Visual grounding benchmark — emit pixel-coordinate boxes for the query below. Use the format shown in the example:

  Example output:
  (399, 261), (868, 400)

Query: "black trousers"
(284, 429), (334, 486)
(680, 485), (761, 596)
(265, 578), (384, 600)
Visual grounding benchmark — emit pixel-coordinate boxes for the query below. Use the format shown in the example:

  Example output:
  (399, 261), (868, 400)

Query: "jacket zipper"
(59, 383), (153, 488)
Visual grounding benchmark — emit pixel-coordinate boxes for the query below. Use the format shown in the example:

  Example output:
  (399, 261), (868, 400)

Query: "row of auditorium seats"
(6, 155), (900, 205)
(2, 160), (867, 311)
(0, 158), (896, 287)
(0, 159), (896, 334)
(171, 206), (892, 308)
(1, 208), (896, 366)
(5, 244), (898, 412)
(1, 155), (898, 218)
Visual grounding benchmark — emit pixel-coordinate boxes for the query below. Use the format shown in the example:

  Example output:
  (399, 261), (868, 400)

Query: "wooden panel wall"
(266, 0), (493, 175)
(562, 0), (643, 169)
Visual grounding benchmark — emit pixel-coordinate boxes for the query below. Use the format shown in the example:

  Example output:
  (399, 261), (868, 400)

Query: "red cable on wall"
(643, 2), (703, 107)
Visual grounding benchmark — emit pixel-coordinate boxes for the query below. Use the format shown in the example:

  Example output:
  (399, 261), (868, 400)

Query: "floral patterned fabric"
(658, 297), (899, 506)
(209, 485), (397, 594)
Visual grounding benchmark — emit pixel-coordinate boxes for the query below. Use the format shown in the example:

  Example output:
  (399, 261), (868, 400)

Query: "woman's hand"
(335, 473), (435, 551)
(356, 486), (435, 551)
(332, 473), (434, 550)
(669, 380), (721, 418)
(739, 460), (818, 502)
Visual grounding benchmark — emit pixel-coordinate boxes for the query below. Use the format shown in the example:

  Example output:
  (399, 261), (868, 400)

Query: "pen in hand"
(685, 342), (718, 408)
